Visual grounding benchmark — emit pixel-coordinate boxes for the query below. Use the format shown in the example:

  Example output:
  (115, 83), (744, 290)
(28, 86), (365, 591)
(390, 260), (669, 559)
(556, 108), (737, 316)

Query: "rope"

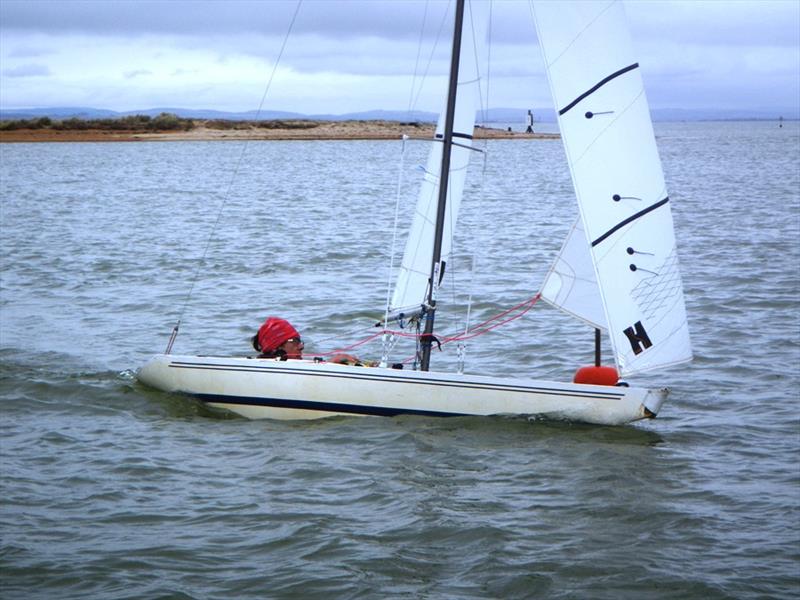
(441, 294), (541, 343)
(409, 2), (453, 113)
(407, 1), (429, 115)
(164, 1), (303, 354)
(311, 293), (542, 360)
(382, 137), (408, 347)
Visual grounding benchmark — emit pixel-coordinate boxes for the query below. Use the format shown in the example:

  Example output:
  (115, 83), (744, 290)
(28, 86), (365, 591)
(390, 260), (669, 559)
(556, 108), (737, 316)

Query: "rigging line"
(164, 0), (303, 354)
(319, 294), (542, 358)
(464, 0), (491, 340)
(462, 0), (487, 127)
(447, 294), (540, 341)
(314, 330), (386, 357)
(407, 0), (430, 115)
(464, 126), (491, 338)
(482, 0), (492, 126)
(441, 294), (541, 343)
(455, 294), (540, 335)
(383, 136), (409, 335)
(251, 1), (303, 119)
(443, 0), (485, 342)
(411, 0), (453, 113)
(395, 294), (542, 364)
(311, 323), (378, 347)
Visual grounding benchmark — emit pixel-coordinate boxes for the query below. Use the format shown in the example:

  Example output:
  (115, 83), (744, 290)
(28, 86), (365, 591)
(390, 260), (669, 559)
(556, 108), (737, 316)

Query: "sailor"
(252, 316), (365, 364)
(252, 316), (304, 359)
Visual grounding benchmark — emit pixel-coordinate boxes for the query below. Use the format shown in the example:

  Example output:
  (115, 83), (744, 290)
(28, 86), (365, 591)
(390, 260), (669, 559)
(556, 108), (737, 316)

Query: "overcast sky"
(1, 0), (798, 115)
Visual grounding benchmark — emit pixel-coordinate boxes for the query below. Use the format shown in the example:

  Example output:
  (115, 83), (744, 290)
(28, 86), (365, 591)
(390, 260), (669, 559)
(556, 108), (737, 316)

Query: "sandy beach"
(0, 120), (558, 143)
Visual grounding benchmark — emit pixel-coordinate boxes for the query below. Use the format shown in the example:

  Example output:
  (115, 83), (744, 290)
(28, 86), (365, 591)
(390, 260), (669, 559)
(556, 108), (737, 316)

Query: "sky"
(1, 0), (798, 116)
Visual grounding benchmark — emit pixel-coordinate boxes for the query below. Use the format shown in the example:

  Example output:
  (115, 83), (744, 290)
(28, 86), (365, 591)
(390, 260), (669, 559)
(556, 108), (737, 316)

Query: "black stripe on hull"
(196, 394), (469, 418)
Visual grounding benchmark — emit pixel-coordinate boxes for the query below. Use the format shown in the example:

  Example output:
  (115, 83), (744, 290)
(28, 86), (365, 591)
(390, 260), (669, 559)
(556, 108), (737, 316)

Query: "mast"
(419, 0), (465, 372)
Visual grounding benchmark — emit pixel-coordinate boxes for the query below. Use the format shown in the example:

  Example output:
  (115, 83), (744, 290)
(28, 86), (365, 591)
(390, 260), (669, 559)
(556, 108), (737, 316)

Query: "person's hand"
(329, 353), (359, 365)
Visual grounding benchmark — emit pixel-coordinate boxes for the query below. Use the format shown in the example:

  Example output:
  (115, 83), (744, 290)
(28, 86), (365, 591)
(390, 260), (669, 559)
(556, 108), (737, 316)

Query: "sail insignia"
(623, 321), (653, 355)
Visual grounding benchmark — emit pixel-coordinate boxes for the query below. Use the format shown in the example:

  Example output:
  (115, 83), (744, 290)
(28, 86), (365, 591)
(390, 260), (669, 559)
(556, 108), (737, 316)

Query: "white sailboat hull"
(137, 354), (667, 425)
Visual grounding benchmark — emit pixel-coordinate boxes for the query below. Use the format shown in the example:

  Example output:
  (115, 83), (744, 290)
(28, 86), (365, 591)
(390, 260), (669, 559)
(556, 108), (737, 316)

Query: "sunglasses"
(284, 337), (303, 345)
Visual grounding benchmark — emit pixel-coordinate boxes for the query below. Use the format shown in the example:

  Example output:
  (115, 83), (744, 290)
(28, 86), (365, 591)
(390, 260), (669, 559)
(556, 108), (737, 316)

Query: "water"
(1, 121), (798, 599)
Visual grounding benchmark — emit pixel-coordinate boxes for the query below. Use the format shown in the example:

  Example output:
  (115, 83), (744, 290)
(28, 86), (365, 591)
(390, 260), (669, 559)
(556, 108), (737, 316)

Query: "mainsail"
(388, 1), (489, 323)
(534, 0), (692, 375)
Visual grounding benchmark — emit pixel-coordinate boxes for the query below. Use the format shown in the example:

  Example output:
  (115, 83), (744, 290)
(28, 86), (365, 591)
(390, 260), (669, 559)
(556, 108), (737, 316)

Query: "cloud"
(627, 0), (800, 48)
(8, 45), (55, 58)
(3, 63), (51, 78)
(0, 0), (797, 114)
(0, 0), (438, 39)
(124, 69), (153, 79)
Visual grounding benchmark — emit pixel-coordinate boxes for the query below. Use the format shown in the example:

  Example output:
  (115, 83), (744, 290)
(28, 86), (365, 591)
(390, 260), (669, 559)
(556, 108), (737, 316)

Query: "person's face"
(281, 337), (304, 358)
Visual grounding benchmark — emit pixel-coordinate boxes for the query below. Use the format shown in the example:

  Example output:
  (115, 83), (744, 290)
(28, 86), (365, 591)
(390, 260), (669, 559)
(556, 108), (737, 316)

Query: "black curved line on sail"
(591, 197), (670, 247)
(559, 63), (640, 116)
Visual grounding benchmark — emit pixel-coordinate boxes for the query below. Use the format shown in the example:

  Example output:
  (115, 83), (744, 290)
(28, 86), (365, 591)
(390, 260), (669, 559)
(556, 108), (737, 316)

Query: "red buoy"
(573, 365), (619, 386)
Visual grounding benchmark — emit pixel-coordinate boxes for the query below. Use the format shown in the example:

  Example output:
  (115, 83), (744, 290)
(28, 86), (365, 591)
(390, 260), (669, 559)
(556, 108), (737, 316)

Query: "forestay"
(388, 0), (489, 323)
(534, 0), (692, 376)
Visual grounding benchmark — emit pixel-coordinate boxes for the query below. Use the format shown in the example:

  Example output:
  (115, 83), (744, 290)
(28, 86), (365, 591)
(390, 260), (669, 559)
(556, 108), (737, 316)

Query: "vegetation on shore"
(0, 113), (340, 133)
(0, 113), (548, 142)
(0, 113), (190, 132)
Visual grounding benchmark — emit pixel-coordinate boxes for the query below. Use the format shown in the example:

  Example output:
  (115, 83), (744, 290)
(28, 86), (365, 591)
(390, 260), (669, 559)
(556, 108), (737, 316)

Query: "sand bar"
(0, 120), (559, 143)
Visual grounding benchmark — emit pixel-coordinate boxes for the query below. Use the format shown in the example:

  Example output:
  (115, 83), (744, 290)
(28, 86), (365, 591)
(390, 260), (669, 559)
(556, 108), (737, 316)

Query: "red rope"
(440, 293), (541, 344)
(311, 293), (542, 359)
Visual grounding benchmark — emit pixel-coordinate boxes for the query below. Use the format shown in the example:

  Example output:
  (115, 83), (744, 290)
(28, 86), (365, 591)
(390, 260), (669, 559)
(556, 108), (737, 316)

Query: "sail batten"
(559, 63), (639, 116)
(592, 197), (670, 247)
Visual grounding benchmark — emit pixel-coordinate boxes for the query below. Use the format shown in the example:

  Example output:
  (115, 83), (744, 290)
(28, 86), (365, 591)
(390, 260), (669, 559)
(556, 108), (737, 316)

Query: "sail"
(388, 0), (489, 323)
(540, 218), (605, 329)
(533, 0), (692, 375)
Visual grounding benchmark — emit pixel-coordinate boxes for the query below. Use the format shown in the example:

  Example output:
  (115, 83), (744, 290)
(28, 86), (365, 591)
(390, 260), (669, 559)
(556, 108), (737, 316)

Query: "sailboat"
(137, 0), (692, 425)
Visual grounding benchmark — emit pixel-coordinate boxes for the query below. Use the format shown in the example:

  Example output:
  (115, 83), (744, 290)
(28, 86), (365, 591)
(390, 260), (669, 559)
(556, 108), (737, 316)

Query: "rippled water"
(1, 121), (798, 599)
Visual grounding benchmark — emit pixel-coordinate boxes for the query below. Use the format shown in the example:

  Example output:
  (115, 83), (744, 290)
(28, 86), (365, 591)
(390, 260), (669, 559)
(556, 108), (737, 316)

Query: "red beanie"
(257, 317), (300, 353)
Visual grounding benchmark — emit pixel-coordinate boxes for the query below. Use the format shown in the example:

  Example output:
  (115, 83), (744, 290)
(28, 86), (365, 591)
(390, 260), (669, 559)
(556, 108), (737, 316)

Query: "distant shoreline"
(0, 119), (559, 143)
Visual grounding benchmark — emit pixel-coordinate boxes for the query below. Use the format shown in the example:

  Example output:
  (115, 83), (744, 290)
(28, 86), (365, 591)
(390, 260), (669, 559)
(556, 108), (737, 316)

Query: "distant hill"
(0, 106), (440, 122)
(1, 105), (796, 123)
(0, 107), (308, 121)
(0, 106), (121, 120)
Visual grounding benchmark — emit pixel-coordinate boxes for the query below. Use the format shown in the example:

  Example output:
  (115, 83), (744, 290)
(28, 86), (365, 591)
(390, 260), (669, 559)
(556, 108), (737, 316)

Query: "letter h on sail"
(623, 321), (653, 355)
